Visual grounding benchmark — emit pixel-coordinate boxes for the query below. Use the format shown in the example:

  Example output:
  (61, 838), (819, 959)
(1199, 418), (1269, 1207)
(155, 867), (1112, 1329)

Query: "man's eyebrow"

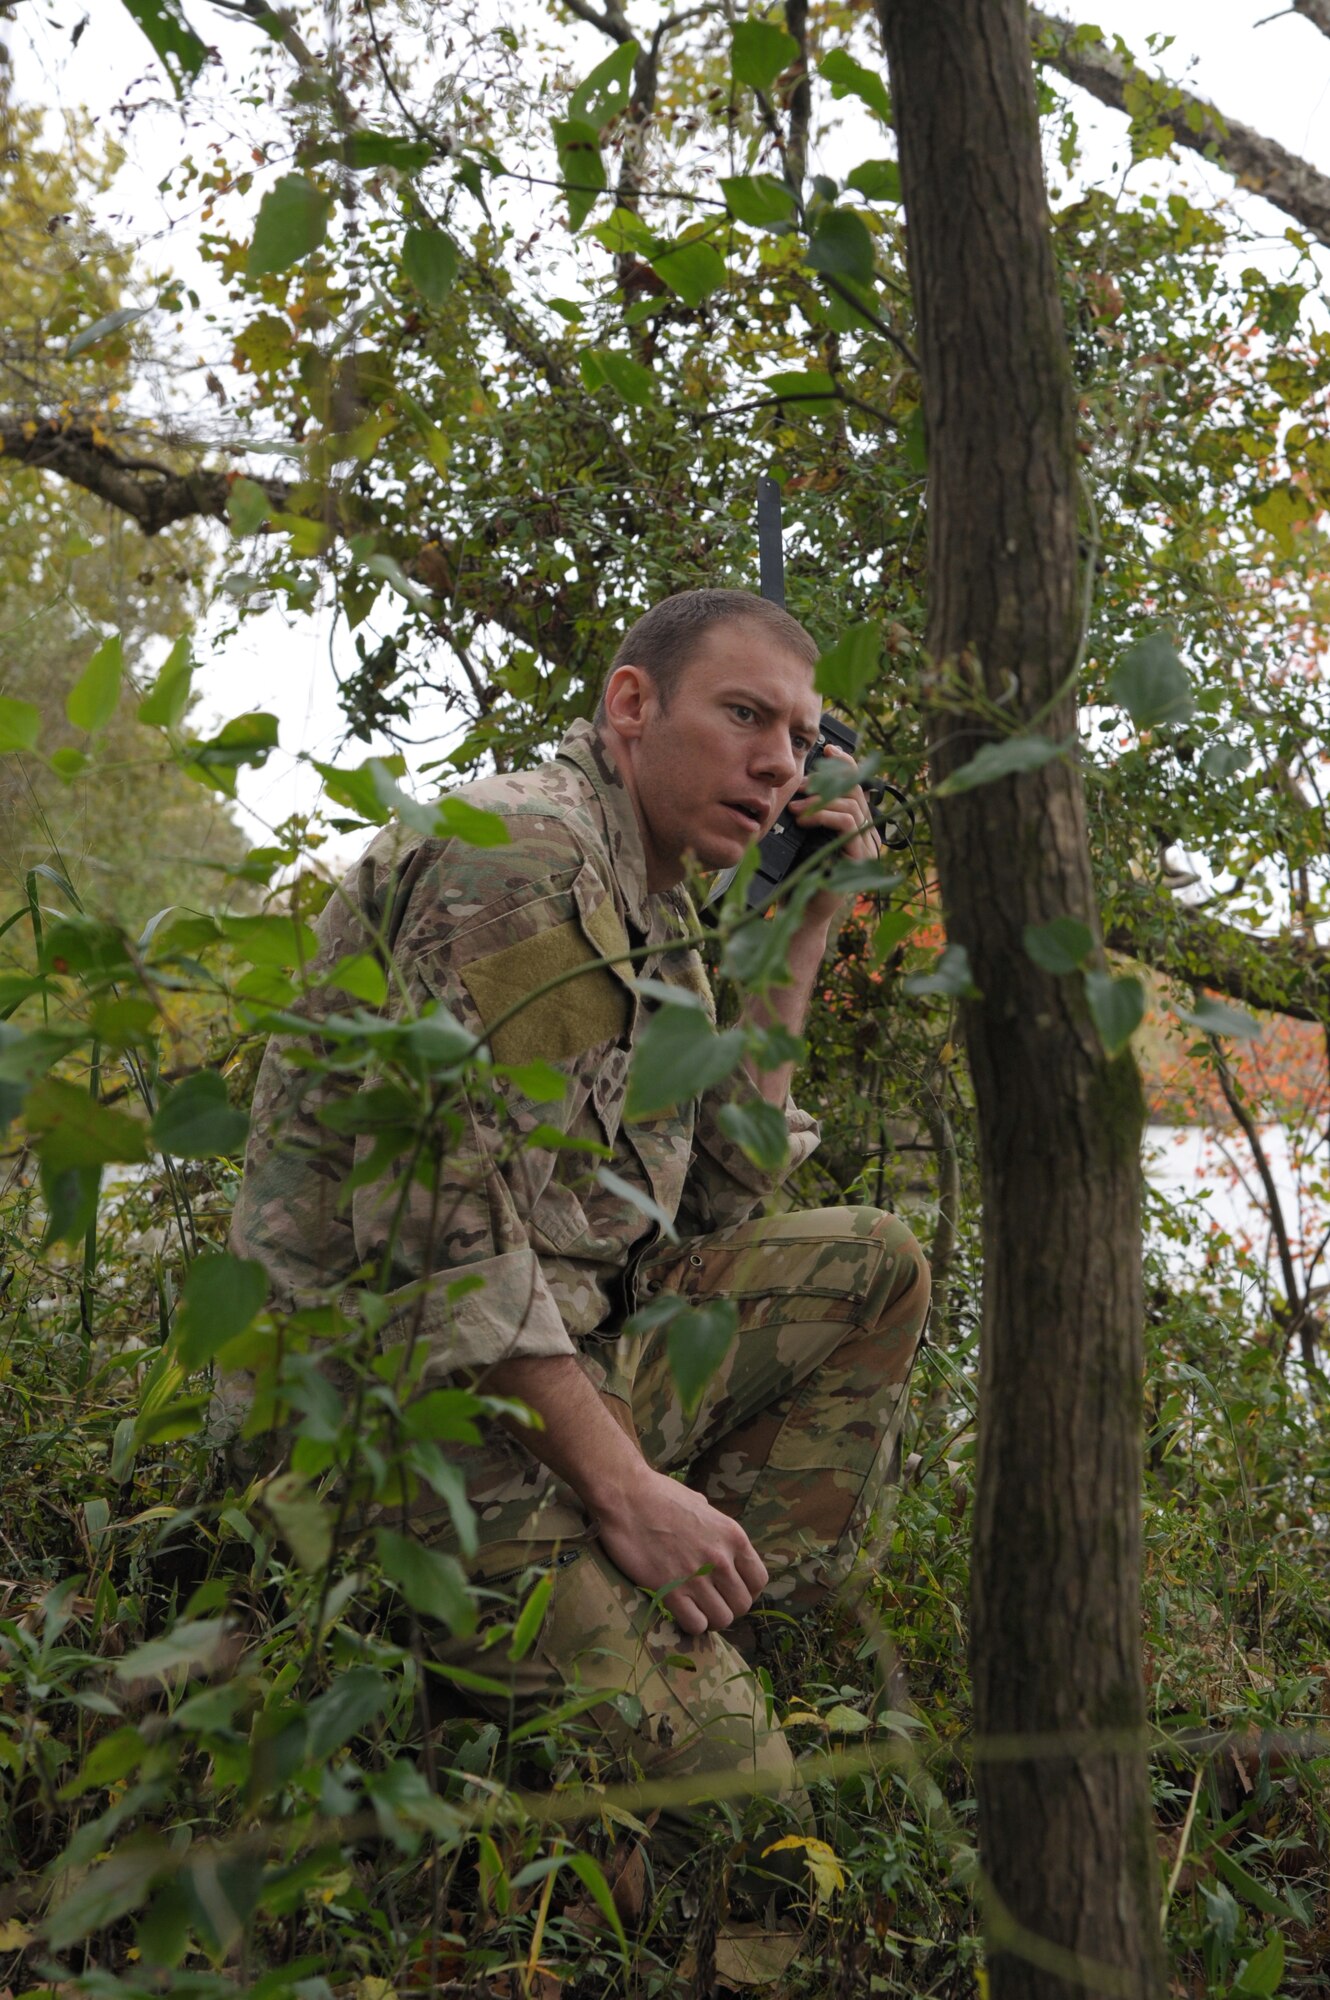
(718, 686), (822, 735)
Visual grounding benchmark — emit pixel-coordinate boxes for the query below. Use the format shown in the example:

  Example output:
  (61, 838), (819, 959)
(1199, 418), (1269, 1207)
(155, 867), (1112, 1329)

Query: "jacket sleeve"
(679, 1066), (821, 1235)
(348, 844), (617, 1382)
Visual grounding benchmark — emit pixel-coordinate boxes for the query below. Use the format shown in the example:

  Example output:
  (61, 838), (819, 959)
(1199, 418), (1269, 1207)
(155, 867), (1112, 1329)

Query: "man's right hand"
(594, 1465), (769, 1636)
(485, 1354), (768, 1636)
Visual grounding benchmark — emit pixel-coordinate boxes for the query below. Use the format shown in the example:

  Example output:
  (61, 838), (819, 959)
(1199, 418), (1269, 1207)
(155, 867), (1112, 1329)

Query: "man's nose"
(752, 723), (801, 787)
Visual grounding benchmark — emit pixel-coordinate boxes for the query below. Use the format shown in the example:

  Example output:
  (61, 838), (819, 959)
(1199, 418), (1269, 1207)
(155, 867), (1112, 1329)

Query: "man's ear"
(601, 663), (655, 741)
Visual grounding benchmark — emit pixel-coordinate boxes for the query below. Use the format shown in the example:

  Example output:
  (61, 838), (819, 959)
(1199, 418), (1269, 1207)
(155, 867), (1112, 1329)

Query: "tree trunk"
(875, 4), (1165, 1996)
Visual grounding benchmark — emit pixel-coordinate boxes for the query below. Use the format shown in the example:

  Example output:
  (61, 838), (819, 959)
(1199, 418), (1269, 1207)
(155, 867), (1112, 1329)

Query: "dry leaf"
(713, 1921), (803, 1988)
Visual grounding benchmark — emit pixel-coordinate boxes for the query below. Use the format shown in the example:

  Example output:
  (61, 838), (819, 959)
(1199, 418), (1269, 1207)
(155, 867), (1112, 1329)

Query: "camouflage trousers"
(426, 1205), (930, 1825)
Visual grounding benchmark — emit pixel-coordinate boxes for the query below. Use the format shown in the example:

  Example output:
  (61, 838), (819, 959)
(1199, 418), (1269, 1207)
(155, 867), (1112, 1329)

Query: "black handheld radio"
(725, 475), (911, 910)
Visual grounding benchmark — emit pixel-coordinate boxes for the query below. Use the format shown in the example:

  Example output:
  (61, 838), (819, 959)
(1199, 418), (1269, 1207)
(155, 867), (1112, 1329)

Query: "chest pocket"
(460, 902), (630, 1064)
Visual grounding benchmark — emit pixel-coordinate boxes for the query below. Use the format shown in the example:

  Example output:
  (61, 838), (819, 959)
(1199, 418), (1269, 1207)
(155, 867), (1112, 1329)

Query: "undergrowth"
(3, 1132), (1329, 1998)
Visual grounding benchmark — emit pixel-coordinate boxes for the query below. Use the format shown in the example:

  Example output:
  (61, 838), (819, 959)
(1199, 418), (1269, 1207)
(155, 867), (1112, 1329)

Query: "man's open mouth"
(723, 800), (767, 830)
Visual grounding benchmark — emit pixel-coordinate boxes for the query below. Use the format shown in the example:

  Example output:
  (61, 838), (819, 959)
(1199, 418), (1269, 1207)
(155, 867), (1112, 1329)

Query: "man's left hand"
(787, 742), (882, 933)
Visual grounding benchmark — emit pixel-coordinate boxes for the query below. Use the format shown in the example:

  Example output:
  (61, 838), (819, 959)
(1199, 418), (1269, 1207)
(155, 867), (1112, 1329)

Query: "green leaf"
(567, 1852), (629, 1965)
(936, 735), (1066, 795)
(648, 236), (727, 306)
(871, 908), (916, 961)
(263, 1472), (334, 1570)
(668, 1300), (737, 1416)
(403, 227), (460, 306)
(220, 913), (318, 967)
(24, 1077), (150, 1168)
(185, 711), (279, 793)
(509, 1573), (553, 1660)
(846, 158), (901, 203)
(67, 634), (123, 734)
(376, 1528), (476, 1636)
(1084, 970), (1145, 1056)
(314, 751), (406, 823)
(731, 18), (800, 93)
(1108, 631), (1194, 729)
(305, 1668), (392, 1761)
(174, 1253), (268, 1368)
(342, 131), (433, 173)
(1200, 741), (1248, 780)
(903, 943), (977, 999)
(716, 1097), (790, 1175)
(626, 1003), (746, 1119)
(226, 477), (271, 536)
(0, 695), (40, 753)
(806, 208), (876, 284)
(764, 368), (838, 405)
(720, 172), (797, 228)
(151, 1072), (249, 1158)
(1023, 917), (1094, 974)
(119, 0), (206, 95)
(66, 304), (153, 358)
(114, 1619), (230, 1682)
(552, 118), (606, 231)
(42, 914), (134, 978)
(45, 1835), (175, 1950)
(368, 762), (510, 844)
(323, 952), (389, 1006)
(580, 347), (657, 408)
(137, 634), (194, 727)
(433, 796), (512, 846)
(40, 1162), (101, 1246)
(1233, 1930), (1284, 1998)
(814, 622), (880, 706)
(1176, 996), (1262, 1040)
(819, 49), (892, 123)
(1212, 1844), (1307, 1924)
(364, 551), (433, 607)
(595, 1165), (680, 1244)
(569, 38), (639, 125)
(247, 174), (333, 277)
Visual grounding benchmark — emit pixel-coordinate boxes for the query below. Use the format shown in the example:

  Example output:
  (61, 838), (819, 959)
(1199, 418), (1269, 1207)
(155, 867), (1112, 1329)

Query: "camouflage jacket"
(228, 720), (819, 1388)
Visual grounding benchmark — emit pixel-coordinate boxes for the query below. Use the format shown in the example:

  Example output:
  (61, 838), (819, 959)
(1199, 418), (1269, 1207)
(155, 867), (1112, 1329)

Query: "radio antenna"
(756, 473), (785, 607)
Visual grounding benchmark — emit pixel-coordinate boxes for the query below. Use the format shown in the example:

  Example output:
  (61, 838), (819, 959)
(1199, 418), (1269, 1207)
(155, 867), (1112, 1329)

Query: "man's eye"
(731, 705), (755, 722)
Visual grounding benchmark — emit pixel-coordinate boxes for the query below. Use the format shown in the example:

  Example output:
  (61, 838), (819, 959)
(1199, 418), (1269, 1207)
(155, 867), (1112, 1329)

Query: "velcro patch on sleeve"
(461, 916), (630, 1064)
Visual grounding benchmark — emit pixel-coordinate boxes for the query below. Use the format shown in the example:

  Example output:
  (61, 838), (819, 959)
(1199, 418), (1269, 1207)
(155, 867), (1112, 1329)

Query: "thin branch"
(1213, 1050), (1302, 1314)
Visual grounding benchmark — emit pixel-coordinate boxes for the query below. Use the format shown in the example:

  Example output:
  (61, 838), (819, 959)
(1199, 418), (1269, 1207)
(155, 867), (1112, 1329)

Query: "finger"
(667, 1578), (738, 1631)
(708, 1558), (756, 1621)
(735, 1544), (769, 1598)
(664, 1587), (709, 1636)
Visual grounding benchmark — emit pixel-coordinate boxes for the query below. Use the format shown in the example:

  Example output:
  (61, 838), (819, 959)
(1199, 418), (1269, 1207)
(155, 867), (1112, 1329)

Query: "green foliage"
(246, 175), (333, 277)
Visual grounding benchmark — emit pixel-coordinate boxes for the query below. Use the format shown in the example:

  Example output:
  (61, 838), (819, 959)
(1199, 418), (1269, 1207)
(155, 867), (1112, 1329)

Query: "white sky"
(9, 0), (1330, 855)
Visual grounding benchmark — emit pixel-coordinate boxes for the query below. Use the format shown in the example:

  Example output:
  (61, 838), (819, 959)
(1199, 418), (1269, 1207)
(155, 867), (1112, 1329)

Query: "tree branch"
(1108, 887), (1330, 1025)
(1032, 8), (1330, 248)
(0, 416), (250, 533)
(1291, 0), (1330, 39)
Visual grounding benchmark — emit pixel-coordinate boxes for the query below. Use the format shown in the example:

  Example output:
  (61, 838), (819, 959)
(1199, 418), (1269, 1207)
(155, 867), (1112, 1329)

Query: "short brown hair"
(596, 589), (818, 722)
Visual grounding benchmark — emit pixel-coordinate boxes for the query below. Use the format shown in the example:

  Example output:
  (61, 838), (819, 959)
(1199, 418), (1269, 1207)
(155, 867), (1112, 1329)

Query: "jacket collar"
(556, 717), (658, 932)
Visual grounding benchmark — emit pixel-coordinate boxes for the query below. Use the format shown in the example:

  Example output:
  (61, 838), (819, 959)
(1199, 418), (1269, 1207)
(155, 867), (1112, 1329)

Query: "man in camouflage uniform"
(229, 588), (930, 1837)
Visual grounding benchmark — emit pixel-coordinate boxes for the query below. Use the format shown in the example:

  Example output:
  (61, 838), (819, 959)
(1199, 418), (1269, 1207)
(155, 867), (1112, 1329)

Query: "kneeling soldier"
(228, 588), (930, 1860)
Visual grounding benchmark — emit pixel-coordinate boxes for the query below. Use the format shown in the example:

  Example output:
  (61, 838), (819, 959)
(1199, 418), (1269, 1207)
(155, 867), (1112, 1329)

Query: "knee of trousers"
(806, 1205), (932, 1360)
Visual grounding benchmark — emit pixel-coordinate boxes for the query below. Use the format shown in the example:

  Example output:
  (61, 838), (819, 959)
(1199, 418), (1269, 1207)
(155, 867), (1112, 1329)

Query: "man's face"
(627, 619), (821, 889)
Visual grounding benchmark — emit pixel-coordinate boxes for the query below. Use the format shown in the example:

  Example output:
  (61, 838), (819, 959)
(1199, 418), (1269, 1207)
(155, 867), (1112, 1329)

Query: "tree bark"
(876, 5), (1165, 1996)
